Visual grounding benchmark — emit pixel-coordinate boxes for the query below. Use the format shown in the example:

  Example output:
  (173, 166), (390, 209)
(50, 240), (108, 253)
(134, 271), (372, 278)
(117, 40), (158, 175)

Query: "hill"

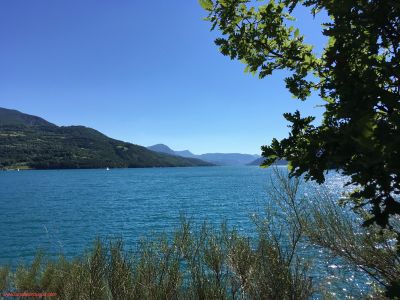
(147, 143), (260, 165)
(147, 144), (177, 156)
(0, 108), (213, 170)
(0, 108), (56, 127)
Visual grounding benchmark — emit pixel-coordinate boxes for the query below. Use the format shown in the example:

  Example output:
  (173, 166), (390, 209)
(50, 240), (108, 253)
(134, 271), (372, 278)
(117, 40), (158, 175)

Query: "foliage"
(0, 266), (9, 292)
(266, 168), (400, 298)
(302, 188), (400, 298)
(201, 0), (400, 228)
(0, 222), (313, 300)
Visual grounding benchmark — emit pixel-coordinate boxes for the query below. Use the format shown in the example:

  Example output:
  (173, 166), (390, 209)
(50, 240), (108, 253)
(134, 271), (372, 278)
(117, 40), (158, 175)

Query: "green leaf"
(198, 0), (213, 11)
(219, 0), (227, 7)
(287, 161), (294, 172)
(294, 28), (299, 38)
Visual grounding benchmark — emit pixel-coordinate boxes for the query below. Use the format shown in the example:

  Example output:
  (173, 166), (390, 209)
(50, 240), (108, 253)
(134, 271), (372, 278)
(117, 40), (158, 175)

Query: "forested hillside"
(0, 108), (212, 169)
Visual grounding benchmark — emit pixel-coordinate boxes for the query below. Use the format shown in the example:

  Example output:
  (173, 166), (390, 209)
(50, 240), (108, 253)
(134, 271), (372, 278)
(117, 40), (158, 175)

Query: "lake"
(0, 166), (346, 264)
(1, 166), (372, 297)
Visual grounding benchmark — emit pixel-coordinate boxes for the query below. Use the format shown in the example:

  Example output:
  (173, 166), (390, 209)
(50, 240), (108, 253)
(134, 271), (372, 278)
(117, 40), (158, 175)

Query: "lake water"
(0, 166), (371, 296)
(0, 166), (348, 265)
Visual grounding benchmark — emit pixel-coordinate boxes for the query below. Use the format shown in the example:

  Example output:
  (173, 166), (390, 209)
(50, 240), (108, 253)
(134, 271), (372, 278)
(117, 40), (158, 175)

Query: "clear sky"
(0, 1), (327, 154)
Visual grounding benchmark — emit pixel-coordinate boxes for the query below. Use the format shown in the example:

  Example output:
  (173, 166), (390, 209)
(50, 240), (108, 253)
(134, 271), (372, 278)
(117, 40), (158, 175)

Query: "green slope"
(0, 108), (213, 169)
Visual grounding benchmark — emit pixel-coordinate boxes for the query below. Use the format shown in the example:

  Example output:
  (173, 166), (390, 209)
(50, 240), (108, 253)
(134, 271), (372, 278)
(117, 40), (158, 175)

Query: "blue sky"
(0, 1), (327, 154)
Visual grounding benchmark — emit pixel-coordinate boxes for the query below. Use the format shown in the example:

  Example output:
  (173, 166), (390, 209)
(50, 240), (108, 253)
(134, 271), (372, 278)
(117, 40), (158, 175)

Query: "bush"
(266, 168), (400, 298)
(0, 220), (313, 300)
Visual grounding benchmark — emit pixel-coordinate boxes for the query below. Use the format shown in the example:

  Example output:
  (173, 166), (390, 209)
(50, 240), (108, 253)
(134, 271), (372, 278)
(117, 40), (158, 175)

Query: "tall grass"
(0, 220), (313, 300)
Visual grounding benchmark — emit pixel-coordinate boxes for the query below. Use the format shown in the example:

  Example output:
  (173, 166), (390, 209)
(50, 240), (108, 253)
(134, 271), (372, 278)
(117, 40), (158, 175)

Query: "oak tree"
(201, 0), (400, 230)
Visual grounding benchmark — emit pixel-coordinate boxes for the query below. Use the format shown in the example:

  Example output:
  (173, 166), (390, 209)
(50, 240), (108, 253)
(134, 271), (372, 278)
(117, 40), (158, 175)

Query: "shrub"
(0, 221), (313, 299)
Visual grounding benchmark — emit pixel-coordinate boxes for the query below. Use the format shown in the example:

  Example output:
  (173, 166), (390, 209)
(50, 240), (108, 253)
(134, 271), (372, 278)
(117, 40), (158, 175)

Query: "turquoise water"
(1, 166), (371, 296)
(0, 166), (346, 264)
(0, 166), (274, 263)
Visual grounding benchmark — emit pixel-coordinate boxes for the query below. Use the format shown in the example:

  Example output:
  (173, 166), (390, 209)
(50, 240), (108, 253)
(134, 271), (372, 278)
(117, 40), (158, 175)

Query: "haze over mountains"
(147, 144), (261, 166)
(246, 156), (287, 166)
(0, 107), (282, 169)
(0, 108), (212, 169)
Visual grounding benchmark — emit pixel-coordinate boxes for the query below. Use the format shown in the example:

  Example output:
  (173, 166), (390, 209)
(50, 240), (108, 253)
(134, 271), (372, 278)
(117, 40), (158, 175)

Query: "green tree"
(200, 0), (400, 229)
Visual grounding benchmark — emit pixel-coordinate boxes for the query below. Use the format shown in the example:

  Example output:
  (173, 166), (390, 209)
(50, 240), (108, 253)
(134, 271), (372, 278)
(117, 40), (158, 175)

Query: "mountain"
(174, 150), (196, 158)
(147, 143), (260, 166)
(147, 144), (198, 159)
(147, 144), (177, 156)
(247, 157), (288, 166)
(0, 108), (56, 127)
(0, 108), (213, 170)
(196, 153), (260, 166)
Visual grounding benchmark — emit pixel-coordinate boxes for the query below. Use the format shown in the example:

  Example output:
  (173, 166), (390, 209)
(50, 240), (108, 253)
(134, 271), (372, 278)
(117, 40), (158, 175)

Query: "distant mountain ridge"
(147, 144), (260, 166)
(0, 108), (212, 169)
(147, 144), (179, 156)
(246, 156), (287, 166)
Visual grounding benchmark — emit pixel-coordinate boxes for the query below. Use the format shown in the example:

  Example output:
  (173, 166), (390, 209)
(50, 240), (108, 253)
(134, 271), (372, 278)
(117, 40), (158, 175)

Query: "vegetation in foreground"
(201, 1), (400, 295)
(1, 171), (398, 299)
(0, 221), (313, 300)
(202, 0), (400, 229)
